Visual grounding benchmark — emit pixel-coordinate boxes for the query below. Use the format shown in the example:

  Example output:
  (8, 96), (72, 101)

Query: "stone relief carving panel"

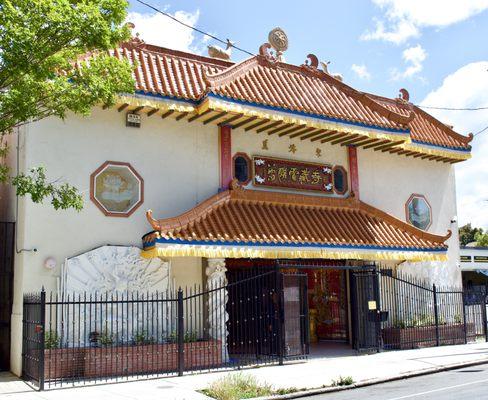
(61, 245), (171, 346)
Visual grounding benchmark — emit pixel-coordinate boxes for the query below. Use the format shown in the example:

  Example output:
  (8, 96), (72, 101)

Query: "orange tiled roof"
(144, 187), (450, 252)
(368, 94), (472, 150)
(205, 57), (406, 131)
(111, 41), (471, 152)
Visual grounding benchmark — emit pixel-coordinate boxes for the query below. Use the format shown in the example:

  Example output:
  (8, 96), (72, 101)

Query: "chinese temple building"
(1, 28), (473, 375)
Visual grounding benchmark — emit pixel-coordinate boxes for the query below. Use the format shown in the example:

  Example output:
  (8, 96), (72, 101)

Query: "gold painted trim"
(141, 244), (447, 262)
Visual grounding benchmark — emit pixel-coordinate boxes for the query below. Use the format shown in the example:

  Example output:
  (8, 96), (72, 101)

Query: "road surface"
(307, 364), (488, 400)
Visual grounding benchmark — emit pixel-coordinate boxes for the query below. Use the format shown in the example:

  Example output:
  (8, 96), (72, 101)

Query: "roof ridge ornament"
(124, 23), (146, 50)
(268, 27), (288, 61)
(398, 88), (410, 103)
(207, 39), (235, 61)
(258, 42), (279, 63)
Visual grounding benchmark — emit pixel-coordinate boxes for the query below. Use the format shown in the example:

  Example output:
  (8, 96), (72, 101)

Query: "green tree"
(0, 0), (135, 210)
(475, 232), (488, 247)
(459, 223), (484, 246)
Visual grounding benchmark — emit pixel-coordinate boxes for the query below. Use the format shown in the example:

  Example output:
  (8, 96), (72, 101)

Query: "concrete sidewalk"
(2, 342), (488, 399)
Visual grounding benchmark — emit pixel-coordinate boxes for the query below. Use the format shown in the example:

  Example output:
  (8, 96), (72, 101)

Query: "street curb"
(248, 358), (488, 400)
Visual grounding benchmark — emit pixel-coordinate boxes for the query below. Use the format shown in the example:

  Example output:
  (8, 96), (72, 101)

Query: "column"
(206, 258), (228, 362)
(348, 146), (360, 199)
(219, 125), (232, 190)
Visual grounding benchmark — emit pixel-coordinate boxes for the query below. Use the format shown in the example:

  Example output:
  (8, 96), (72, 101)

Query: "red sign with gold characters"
(253, 156), (334, 193)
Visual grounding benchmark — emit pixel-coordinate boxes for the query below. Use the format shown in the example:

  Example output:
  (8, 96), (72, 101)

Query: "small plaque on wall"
(126, 112), (141, 128)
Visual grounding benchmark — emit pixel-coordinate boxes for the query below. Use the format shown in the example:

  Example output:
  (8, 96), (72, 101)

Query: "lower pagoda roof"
(142, 186), (451, 262)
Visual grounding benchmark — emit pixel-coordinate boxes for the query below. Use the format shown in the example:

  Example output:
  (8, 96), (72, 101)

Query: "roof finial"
(208, 39), (235, 61)
(268, 27), (288, 61)
(399, 88), (410, 102)
(304, 54), (319, 69)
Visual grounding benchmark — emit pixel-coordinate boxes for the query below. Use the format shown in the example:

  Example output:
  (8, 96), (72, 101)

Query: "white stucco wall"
(357, 147), (461, 286)
(16, 107), (218, 293)
(0, 127), (19, 222)
(8, 106), (463, 374)
(9, 108), (218, 374)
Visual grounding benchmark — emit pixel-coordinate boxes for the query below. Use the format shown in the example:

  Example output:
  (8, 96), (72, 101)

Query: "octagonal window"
(90, 161), (144, 217)
(406, 194), (432, 230)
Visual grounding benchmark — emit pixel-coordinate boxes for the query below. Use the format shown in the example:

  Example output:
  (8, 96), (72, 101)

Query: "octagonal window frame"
(405, 193), (432, 231)
(232, 152), (252, 186)
(90, 161), (144, 217)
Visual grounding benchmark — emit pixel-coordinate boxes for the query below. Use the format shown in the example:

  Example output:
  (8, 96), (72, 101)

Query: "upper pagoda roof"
(106, 40), (472, 162)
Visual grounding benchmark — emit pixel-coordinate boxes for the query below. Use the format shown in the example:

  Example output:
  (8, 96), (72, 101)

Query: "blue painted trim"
(147, 237), (446, 253)
(207, 93), (410, 134)
(411, 139), (471, 153)
(133, 91), (470, 156)
(132, 90), (410, 135)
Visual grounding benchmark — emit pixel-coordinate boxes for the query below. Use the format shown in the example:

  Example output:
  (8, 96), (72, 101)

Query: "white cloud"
(391, 44), (427, 80)
(421, 61), (488, 229)
(362, 0), (488, 44)
(351, 64), (372, 80)
(127, 9), (201, 53)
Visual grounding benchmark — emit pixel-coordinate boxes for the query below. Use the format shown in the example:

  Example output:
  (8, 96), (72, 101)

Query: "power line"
(474, 125), (488, 137)
(134, 0), (255, 57)
(135, 1), (488, 115)
(417, 105), (488, 111)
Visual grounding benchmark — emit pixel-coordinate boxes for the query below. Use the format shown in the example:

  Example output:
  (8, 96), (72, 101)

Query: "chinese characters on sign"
(253, 156), (334, 193)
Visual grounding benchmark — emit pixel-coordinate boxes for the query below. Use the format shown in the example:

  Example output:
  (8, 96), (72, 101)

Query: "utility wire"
(474, 125), (488, 137)
(135, 0), (488, 115)
(134, 0), (255, 57)
(417, 105), (488, 111)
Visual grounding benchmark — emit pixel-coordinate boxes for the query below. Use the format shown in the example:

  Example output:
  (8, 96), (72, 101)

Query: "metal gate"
(226, 269), (309, 365)
(351, 269), (381, 353)
(22, 291), (45, 390)
(282, 273), (309, 358)
(0, 222), (15, 371)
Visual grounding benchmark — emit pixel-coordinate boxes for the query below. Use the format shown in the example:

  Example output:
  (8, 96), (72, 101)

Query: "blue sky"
(128, 0), (488, 229)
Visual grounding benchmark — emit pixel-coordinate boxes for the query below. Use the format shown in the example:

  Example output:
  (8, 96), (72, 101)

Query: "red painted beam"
(348, 146), (360, 199)
(219, 125), (232, 190)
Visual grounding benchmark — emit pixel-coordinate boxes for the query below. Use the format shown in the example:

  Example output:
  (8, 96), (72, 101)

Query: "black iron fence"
(22, 270), (308, 390)
(379, 270), (487, 350)
(22, 265), (487, 390)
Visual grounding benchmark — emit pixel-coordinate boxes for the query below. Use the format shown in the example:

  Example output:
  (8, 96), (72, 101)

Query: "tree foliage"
(459, 223), (484, 246)
(0, 0), (135, 210)
(475, 232), (488, 248)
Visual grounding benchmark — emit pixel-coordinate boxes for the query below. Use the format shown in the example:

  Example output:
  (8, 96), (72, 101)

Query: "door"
(282, 273), (309, 357)
(350, 269), (381, 353)
(0, 222), (15, 371)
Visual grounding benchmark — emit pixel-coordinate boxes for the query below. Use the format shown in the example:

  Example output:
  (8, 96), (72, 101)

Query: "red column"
(219, 125), (232, 190)
(348, 146), (360, 199)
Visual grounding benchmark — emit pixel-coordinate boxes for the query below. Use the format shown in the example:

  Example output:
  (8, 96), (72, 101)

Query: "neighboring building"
(460, 246), (488, 292)
(0, 30), (473, 375)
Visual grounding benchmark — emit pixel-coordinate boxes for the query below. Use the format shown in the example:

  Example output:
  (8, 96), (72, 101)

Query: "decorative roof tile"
(111, 41), (472, 153)
(145, 187), (450, 252)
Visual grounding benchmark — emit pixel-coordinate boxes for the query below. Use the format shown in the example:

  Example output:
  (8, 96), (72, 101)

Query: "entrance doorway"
(306, 268), (349, 342)
(223, 259), (381, 359)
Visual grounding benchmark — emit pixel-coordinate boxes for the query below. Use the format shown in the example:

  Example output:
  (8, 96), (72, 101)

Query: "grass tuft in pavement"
(331, 376), (355, 387)
(201, 373), (273, 400)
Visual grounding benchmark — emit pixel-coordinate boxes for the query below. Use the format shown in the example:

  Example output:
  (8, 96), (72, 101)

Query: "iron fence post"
(462, 292), (468, 344)
(302, 275), (310, 355)
(38, 288), (46, 391)
(374, 269), (382, 352)
(484, 294), (488, 343)
(177, 288), (184, 376)
(275, 268), (284, 366)
(433, 284), (440, 347)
